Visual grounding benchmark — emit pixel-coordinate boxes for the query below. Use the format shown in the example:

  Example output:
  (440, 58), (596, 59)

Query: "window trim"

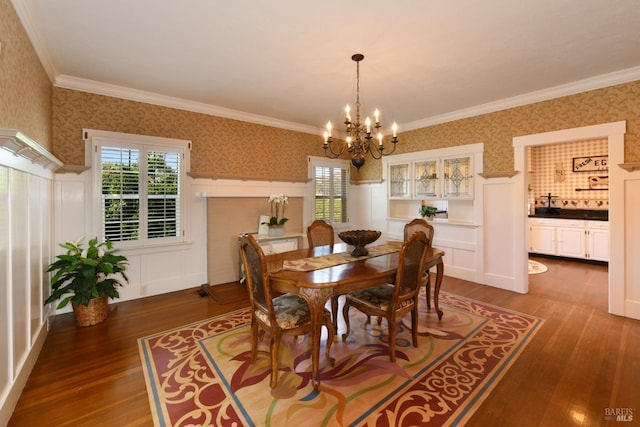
(307, 156), (351, 228)
(84, 129), (191, 249)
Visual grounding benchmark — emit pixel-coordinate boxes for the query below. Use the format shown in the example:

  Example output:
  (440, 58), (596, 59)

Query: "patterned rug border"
(139, 292), (544, 427)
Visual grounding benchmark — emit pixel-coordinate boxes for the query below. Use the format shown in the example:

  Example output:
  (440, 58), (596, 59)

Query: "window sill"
(118, 240), (194, 256)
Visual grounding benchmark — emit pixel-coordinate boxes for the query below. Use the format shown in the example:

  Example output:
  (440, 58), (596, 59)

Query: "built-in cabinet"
(389, 155), (473, 200)
(382, 143), (484, 284)
(528, 218), (609, 261)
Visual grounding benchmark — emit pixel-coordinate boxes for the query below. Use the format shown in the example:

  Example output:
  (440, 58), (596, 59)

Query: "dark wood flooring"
(9, 256), (639, 426)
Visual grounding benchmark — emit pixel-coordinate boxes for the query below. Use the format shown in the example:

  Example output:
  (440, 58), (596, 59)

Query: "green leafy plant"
(262, 194), (289, 226)
(44, 237), (129, 309)
(419, 205), (438, 218)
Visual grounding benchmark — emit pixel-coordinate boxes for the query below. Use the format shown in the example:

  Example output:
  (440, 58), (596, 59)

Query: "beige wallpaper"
(357, 80), (640, 181)
(53, 80), (640, 184)
(52, 88), (327, 182)
(0, 0), (52, 149)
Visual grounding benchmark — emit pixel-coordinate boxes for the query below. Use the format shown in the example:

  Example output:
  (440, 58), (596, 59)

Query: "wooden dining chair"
(239, 234), (334, 388)
(341, 231), (430, 362)
(404, 218), (435, 309)
(307, 219), (334, 248)
(307, 219), (340, 328)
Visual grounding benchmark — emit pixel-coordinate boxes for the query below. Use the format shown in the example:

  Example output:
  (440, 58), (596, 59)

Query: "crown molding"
(54, 75), (321, 135)
(402, 66), (640, 132)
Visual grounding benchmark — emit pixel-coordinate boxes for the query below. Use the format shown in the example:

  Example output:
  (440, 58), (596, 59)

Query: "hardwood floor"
(9, 257), (639, 426)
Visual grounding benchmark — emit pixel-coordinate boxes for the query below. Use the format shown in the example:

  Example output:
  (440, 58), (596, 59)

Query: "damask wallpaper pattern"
(52, 88), (326, 182)
(53, 80), (640, 183)
(0, 0), (52, 149)
(356, 80), (640, 181)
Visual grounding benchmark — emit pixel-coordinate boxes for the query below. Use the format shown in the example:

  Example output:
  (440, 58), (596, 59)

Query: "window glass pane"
(101, 147), (140, 242)
(147, 151), (181, 239)
(314, 165), (348, 223)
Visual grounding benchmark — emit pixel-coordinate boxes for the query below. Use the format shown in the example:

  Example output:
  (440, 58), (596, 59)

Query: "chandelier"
(322, 53), (399, 170)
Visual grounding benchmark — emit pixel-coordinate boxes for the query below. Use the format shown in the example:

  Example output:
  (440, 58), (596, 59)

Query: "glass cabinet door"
(389, 163), (410, 198)
(414, 160), (439, 198)
(442, 156), (473, 198)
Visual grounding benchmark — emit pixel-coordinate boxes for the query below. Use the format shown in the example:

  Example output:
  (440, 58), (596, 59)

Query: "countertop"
(529, 208), (608, 221)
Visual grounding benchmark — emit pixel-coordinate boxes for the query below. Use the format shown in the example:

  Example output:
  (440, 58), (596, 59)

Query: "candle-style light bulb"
(377, 132), (383, 146)
(345, 105), (351, 122)
(326, 121), (332, 137)
(323, 131), (328, 143)
(365, 117), (371, 133)
(374, 109), (380, 124)
(392, 122), (398, 137)
(346, 136), (352, 148)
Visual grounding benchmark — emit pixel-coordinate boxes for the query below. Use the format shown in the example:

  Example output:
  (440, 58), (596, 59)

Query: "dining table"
(265, 241), (445, 392)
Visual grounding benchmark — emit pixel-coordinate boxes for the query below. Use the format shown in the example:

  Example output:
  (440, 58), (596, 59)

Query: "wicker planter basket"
(72, 295), (109, 327)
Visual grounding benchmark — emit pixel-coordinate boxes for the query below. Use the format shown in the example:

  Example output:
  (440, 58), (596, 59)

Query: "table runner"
(282, 241), (402, 272)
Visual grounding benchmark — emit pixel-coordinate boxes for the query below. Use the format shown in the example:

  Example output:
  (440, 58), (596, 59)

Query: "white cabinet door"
(556, 225), (585, 258)
(587, 221), (609, 261)
(529, 222), (556, 255)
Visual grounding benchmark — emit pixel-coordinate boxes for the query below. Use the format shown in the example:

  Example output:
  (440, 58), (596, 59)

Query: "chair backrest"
(404, 218), (434, 250)
(394, 231), (430, 303)
(307, 220), (334, 248)
(239, 234), (274, 316)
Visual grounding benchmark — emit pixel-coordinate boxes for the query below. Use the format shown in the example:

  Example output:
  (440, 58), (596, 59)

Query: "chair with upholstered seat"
(239, 234), (334, 388)
(341, 231), (430, 362)
(404, 218), (435, 309)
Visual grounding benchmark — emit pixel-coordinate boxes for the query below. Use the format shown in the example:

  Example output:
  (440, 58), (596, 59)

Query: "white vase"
(268, 226), (285, 237)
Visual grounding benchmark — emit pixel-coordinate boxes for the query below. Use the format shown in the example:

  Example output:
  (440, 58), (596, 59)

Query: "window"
(309, 157), (349, 224)
(85, 130), (190, 247)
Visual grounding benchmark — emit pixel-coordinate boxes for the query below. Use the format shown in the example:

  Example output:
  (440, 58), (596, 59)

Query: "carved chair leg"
(425, 270), (432, 309)
(324, 314), (335, 366)
(341, 301), (351, 342)
(388, 316), (397, 363)
(411, 306), (418, 348)
(331, 296), (339, 335)
(269, 332), (281, 388)
(250, 318), (259, 363)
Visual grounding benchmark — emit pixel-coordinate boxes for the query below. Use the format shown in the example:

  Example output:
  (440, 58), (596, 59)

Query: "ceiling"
(13, 0), (640, 135)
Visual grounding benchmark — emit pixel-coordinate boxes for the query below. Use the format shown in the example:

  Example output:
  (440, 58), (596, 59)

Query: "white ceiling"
(13, 0), (640, 135)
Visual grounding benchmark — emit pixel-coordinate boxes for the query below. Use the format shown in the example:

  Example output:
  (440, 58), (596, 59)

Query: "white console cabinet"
(238, 233), (303, 280)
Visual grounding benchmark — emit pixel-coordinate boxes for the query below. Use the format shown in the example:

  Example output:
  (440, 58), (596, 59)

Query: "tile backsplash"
(528, 138), (609, 210)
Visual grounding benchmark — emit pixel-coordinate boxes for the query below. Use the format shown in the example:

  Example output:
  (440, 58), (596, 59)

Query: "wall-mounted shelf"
(618, 162), (640, 172)
(477, 171), (519, 179)
(0, 129), (63, 171)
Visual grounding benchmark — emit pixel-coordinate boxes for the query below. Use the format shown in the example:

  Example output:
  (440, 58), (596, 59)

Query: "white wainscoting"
(481, 178), (518, 291)
(53, 171), (208, 311)
(0, 154), (55, 425)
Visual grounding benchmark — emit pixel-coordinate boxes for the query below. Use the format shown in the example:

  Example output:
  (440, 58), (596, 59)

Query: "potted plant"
(419, 204), (439, 219)
(44, 237), (129, 326)
(262, 194), (289, 236)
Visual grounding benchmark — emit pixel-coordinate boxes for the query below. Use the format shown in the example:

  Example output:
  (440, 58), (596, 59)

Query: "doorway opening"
(513, 121), (625, 315)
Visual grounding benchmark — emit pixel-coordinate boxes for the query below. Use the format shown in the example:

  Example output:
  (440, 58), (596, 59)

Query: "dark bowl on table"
(338, 230), (382, 257)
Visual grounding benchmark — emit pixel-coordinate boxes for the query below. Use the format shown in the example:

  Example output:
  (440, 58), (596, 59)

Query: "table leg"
(300, 287), (333, 393)
(433, 259), (444, 320)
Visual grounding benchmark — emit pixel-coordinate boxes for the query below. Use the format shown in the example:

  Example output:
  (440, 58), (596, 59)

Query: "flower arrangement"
(44, 237), (129, 309)
(262, 194), (289, 226)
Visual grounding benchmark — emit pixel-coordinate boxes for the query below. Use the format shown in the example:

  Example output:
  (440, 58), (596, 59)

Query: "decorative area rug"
(282, 242), (402, 272)
(138, 291), (543, 427)
(528, 259), (548, 275)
